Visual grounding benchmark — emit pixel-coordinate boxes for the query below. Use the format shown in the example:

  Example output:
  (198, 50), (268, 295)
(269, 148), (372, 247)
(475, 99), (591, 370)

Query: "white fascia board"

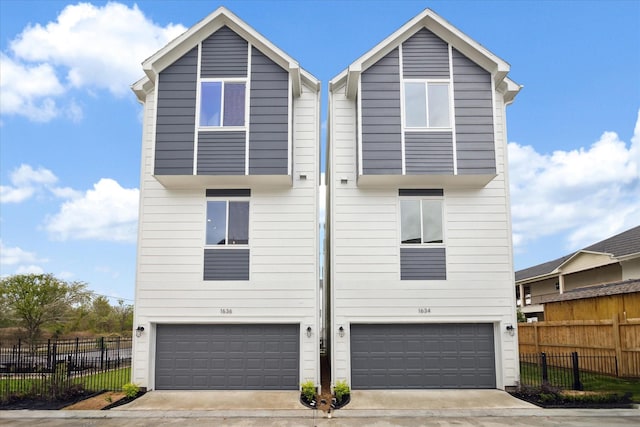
(499, 77), (523, 105)
(617, 252), (640, 262)
(515, 271), (560, 286)
(337, 8), (512, 100)
(131, 76), (154, 102)
(141, 6), (319, 97)
(556, 250), (616, 271)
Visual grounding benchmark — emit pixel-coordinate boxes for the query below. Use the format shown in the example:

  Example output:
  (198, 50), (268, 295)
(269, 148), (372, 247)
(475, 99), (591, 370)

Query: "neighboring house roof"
(516, 225), (640, 282)
(132, 6), (319, 100)
(539, 278), (640, 304)
(329, 8), (521, 102)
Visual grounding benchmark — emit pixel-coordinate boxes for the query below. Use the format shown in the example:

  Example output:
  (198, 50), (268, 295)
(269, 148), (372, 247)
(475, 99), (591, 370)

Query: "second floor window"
(200, 81), (246, 127)
(400, 199), (443, 244)
(404, 81), (451, 128)
(206, 200), (249, 245)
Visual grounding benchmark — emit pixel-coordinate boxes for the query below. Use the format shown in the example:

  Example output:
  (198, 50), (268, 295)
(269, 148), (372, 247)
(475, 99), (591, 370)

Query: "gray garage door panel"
(351, 323), (495, 389)
(155, 324), (299, 390)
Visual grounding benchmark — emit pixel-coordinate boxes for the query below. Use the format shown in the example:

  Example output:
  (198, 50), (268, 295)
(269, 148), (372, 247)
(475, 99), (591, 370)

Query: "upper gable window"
(199, 80), (246, 127)
(403, 81), (450, 128)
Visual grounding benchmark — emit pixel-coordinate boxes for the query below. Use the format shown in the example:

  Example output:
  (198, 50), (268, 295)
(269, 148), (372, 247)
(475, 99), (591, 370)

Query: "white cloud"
(0, 240), (47, 276)
(45, 178), (139, 243)
(0, 53), (64, 121)
(0, 240), (41, 266)
(0, 164), (80, 203)
(1, 2), (186, 122)
(15, 265), (45, 275)
(509, 110), (640, 252)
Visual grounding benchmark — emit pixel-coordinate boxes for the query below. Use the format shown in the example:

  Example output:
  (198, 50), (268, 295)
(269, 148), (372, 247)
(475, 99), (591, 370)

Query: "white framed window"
(199, 80), (247, 128)
(403, 81), (451, 129)
(400, 198), (443, 245)
(206, 200), (249, 245)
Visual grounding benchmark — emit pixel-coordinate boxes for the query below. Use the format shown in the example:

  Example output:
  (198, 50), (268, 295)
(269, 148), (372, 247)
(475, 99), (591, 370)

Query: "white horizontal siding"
(133, 82), (319, 389)
(329, 82), (518, 388)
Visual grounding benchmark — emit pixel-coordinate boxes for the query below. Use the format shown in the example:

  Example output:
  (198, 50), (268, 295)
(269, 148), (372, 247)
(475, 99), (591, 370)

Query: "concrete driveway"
(118, 389), (535, 411)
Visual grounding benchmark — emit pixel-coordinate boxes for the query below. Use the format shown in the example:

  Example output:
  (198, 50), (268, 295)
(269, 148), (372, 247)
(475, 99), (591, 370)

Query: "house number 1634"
(418, 307), (431, 314)
(220, 308), (233, 314)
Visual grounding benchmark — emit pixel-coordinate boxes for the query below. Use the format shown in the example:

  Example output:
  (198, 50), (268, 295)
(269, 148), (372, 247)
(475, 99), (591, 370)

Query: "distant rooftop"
(540, 278), (640, 304)
(515, 225), (640, 282)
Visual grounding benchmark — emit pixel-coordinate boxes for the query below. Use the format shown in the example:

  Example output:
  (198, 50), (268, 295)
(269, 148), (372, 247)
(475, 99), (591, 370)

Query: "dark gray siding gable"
(405, 132), (454, 174)
(197, 131), (246, 175)
(402, 28), (450, 78)
(452, 48), (495, 175)
(249, 48), (289, 175)
(155, 47), (198, 175)
(201, 26), (248, 78)
(361, 48), (402, 175)
(204, 248), (250, 280)
(400, 247), (446, 280)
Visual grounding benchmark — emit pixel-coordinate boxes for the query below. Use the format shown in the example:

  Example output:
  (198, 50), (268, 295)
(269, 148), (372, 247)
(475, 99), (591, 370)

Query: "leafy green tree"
(114, 299), (134, 335)
(0, 274), (92, 343)
(90, 295), (116, 333)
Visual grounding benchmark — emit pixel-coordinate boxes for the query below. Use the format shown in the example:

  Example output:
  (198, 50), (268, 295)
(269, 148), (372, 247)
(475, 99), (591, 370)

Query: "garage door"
(350, 323), (495, 389)
(155, 324), (299, 390)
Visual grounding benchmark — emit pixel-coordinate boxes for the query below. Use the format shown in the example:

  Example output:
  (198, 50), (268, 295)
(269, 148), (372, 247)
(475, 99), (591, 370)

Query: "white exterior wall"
(329, 82), (519, 389)
(132, 83), (320, 390)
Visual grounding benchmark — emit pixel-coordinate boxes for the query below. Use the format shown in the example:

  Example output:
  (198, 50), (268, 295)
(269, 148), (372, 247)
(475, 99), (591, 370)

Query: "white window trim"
(398, 195), (445, 248)
(196, 77), (249, 131)
(448, 43), (458, 175)
(204, 197), (251, 248)
(402, 78), (452, 131)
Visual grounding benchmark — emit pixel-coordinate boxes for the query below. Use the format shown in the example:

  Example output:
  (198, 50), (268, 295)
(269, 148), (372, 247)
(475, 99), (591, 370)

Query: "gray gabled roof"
(515, 225), (640, 282)
(539, 278), (640, 304)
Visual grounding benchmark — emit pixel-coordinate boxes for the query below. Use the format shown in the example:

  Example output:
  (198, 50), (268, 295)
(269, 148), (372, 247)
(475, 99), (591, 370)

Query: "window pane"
(200, 82), (222, 126)
(422, 200), (443, 243)
(428, 83), (450, 128)
(228, 201), (249, 244)
(401, 200), (421, 244)
(206, 201), (227, 245)
(404, 82), (427, 127)
(223, 83), (246, 126)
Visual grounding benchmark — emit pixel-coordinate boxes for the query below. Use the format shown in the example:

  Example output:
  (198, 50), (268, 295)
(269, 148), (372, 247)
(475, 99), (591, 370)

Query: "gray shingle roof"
(515, 225), (640, 282)
(539, 278), (640, 304)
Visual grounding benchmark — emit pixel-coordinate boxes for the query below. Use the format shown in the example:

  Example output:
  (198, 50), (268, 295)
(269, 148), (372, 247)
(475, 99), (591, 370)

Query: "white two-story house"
(131, 7), (320, 391)
(327, 9), (522, 390)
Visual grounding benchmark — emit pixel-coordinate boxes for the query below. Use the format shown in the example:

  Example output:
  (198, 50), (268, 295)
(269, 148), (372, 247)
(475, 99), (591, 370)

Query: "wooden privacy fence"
(518, 316), (640, 378)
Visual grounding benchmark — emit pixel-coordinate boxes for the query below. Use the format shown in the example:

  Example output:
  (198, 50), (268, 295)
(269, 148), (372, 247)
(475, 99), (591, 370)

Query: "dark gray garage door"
(155, 324), (299, 390)
(351, 323), (495, 389)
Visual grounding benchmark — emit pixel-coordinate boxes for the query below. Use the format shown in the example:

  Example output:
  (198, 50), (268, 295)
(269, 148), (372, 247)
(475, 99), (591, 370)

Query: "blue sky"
(1, 0), (639, 303)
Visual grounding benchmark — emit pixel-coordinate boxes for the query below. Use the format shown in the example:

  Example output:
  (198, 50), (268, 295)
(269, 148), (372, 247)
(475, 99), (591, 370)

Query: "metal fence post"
(572, 351), (582, 390)
(100, 336), (105, 370)
(540, 352), (548, 384)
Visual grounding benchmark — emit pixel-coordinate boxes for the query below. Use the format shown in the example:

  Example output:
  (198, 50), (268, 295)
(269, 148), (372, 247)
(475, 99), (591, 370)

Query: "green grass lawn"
(1, 366), (131, 399)
(521, 362), (640, 402)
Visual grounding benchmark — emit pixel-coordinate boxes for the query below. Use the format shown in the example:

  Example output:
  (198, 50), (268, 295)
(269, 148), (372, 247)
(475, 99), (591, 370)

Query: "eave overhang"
(138, 7), (319, 97)
(330, 8), (520, 101)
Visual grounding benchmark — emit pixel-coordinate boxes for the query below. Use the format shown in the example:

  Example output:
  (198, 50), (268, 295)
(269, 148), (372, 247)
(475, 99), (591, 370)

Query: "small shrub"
(122, 383), (139, 399)
(334, 380), (350, 402)
(300, 380), (316, 402)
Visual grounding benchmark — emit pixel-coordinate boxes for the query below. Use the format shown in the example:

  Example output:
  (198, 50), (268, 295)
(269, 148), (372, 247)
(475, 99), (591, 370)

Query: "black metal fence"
(520, 352), (618, 390)
(0, 337), (132, 401)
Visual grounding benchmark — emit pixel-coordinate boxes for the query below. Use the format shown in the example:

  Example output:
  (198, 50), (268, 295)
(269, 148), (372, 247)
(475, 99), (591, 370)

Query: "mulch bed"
(0, 390), (103, 410)
(510, 391), (635, 409)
